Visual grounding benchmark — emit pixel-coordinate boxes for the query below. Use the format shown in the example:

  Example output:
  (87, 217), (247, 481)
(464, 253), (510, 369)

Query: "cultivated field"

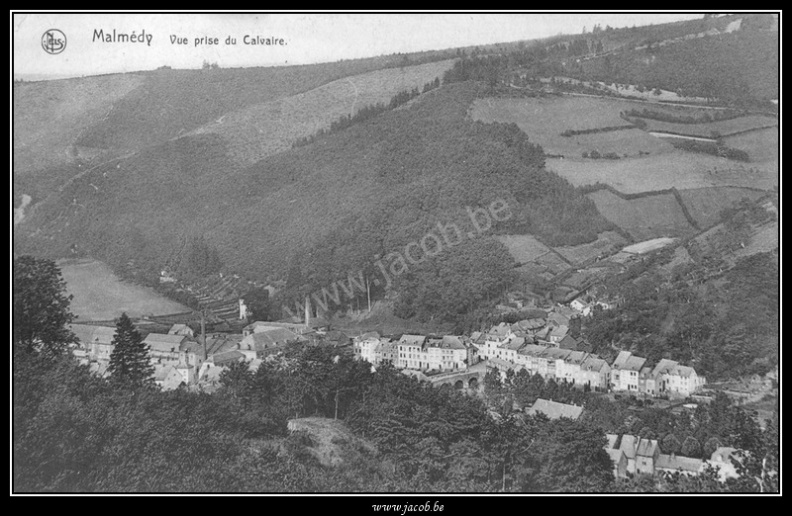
(723, 127), (779, 164)
(496, 235), (553, 264)
(637, 115), (777, 138)
(553, 231), (627, 265)
(550, 151), (777, 193)
(58, 259), (188, 321)
(190, 60), (456, 165)
(587, 190), (696, 241)
(678, 186), (767, 228)
(469, 96), (672, 157)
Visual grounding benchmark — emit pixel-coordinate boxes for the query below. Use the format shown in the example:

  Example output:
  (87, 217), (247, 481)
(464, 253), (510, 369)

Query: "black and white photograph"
(12, 11), (780, 495)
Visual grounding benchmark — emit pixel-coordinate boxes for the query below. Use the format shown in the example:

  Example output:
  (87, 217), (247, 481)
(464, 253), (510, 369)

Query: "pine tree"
(107, 313), (155, 388)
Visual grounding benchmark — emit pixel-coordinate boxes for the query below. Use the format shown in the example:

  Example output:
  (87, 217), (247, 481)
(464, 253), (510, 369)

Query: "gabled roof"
(674, 365), (697, 378)
(487, 357), (523, 371)
(143, 333), (188, 353)
(582, 356), (608, 372)
(548, 325), (569, 338)
(613, 351), (646, 372)
(565, 350), (588, 365)
(619, 434), (637, 459)
(470, 331), (482, 341)
(636, 438), (659, 457)
(606, 434), (619, 449)
(399, 334), (426, 347)
(651, 358), (678, 377)
(356, 331), (380, 342)
(168, 323), (193, 335)
(558, 334), (581, 350)
(436, 335), (466, 350)
(501, 337), (526, 351)
(488, 323), (512, 338)
(527, 398), (583, 420)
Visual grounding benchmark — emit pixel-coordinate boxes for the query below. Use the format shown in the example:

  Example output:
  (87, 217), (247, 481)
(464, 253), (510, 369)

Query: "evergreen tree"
(107, 313), (155, 388)
(13, 256), (76, 358)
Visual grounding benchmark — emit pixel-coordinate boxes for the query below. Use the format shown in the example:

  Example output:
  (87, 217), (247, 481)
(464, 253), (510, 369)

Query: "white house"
(611, 351), (647, 393)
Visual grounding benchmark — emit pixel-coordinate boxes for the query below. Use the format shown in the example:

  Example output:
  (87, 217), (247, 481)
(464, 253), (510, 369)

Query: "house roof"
(470, 331), (482, 341)
(488, 323), (512, 338)
(613, 351), (646, 372)
(656, 454), (703, 473)
(154, 365), (175, 382)
(607, 448), (625, 464)
(674, 365), (697, 378)
(619, 434), (637, 459)
(168, 323), (192, 335)
(565, 350), (588, 365)
(636, 438), (659, 457)
(527, 398), (583, 420)
(517, 344), (549, 357)
(213, 350), (246, 366)
(582, 356), (608, 372)
(357, 331), (380, 342)
(549, 325), (569, 338)
(652, 358), (678, 377)
(501, 337), (526, 351)
(143, 333), (188, 353)
(606, 434), (619, 449)
(399, 334), (426, 347)
(248, 328), (299, 350)
(431, 335), (466, 350)
(540, 348), (572, 361)
(558, 334), (580, 350)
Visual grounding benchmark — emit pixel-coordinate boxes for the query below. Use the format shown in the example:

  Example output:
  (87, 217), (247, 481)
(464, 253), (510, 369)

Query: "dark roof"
(248, 328), (299, 350)
(213, 350), (246, 366)
(142, 334), (188, 353)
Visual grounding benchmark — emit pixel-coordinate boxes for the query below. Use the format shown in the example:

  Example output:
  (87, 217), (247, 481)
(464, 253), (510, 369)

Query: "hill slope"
(16, 82), (612, 324)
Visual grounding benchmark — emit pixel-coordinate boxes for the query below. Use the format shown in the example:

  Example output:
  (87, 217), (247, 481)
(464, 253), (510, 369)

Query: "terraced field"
(469, 96), (672, 157)
(189, 60), (456, 165)
(586, 190), (697, 241)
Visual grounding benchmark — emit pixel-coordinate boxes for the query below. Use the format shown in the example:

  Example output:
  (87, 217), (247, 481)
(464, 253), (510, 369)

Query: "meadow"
(553, 231), (628, 265)
(723, 127), (779, 164)
(549, 151), (777, 193)
(469, 96), (672, 157)
(586, 190), (696, 241)
(677, 187), (767, 229)
(58, 258), (188, 321)
(496, 235), (553, 264)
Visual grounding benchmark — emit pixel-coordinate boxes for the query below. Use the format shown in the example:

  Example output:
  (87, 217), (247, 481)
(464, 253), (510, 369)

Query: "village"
(69, 292), (707, 400)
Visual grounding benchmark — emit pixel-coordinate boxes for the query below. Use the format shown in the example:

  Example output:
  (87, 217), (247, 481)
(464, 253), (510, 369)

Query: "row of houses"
(70, 320), (306, 391)
(605, 434), (740, 482)
(354, 333), (470, 373)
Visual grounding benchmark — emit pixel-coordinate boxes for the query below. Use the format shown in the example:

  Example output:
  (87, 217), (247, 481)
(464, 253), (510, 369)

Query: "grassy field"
(637, 115), (777, 138)
(678, 186), (767, 228)
(469, 96), (672, 157)
(553, 231), (627, 265)
(587, 190), (696, 241)
(190, 60), (455, 165)
(549, 151), (777, 193)
(723, 127), (779, 164)
(496, 235), (552, 264)
(58, 258), (188, 321)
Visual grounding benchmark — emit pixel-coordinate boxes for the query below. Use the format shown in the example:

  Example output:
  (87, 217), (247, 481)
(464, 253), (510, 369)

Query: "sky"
(12, 12), (706, 79)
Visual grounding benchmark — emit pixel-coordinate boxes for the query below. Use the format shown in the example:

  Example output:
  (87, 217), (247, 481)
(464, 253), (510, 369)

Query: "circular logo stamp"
(42, 29), (67, 55)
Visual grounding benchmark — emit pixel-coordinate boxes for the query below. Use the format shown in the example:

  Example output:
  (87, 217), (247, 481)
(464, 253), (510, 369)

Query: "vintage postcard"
(12, 11), (779, 495)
